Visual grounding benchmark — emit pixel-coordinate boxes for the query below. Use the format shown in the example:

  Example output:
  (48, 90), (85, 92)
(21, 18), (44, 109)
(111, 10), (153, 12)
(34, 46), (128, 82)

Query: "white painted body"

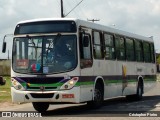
(11, 18), (156, 104)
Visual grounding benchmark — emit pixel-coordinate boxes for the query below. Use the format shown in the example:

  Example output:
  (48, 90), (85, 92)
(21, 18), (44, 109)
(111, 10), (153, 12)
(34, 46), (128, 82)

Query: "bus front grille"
(30, 93), (54, 98)
(27, 87), (57, 90)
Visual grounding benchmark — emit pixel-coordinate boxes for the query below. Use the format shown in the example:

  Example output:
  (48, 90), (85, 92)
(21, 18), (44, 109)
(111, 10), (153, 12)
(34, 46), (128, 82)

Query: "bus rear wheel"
(126, 82), (143, 101)
(135, 83), (143, 100)
(32, 102), (49, 113)
(87, 82), (103, 108)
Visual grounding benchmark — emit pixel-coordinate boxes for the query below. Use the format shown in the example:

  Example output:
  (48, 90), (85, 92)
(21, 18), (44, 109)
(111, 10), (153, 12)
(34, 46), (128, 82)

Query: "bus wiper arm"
(46, 33), (61, 59)
(27, 35), (36, 47)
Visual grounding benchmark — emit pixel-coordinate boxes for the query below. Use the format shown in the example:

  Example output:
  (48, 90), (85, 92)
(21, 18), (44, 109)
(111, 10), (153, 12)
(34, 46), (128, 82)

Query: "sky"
(0, 0), (160, 59)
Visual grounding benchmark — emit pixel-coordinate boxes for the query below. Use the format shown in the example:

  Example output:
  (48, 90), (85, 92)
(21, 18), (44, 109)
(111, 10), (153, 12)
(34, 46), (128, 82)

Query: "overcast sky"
(0, 0), (160, 59)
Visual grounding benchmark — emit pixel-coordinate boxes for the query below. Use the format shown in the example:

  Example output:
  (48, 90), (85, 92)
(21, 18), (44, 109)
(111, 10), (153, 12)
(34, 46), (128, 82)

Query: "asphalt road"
(1, 82), (160, 119)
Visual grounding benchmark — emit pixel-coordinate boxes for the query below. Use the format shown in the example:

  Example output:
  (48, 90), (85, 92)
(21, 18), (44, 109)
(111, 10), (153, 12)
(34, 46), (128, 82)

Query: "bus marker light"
(17, 85), (22, 89)
(13, 81), (18, 86)
(27, 83), (30, 86)
(11, 78), (25, 90)
(72, 77), (78, 81)
(60, 77), (79, 90)
(69, 80), (74, 85)
(62, 94), (74, 98)
(64, 85), (69, 89)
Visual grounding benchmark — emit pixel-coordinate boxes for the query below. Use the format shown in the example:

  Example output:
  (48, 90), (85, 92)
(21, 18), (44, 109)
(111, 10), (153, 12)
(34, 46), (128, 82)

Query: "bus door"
(79, 27), (93, 76)
(79, 27), (93, 101)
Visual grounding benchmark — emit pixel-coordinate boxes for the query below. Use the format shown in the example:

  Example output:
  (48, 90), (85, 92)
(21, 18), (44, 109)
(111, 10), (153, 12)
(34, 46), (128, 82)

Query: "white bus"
(3, 18), (156, 112)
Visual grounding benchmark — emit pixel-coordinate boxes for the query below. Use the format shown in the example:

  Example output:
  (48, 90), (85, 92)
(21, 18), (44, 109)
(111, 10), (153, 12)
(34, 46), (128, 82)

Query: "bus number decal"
(16, 59), (29, 69)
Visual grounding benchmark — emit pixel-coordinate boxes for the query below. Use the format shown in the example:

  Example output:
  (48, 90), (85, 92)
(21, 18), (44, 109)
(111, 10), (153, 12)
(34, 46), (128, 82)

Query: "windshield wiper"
(46, 33), (61, 61)
(47, 33), (61, 50)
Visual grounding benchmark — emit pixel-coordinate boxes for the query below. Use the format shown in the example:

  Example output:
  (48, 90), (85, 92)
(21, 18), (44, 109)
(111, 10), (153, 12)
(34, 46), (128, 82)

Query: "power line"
(74, 0), (88, 18)
(65, 0), (79, 17)
(65, 0), (84, 17)
(60, 0), (84, 18)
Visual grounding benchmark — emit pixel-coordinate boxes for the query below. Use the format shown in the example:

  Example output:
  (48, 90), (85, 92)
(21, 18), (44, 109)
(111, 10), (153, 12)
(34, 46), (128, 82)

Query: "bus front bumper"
(11, 87), (80, 103)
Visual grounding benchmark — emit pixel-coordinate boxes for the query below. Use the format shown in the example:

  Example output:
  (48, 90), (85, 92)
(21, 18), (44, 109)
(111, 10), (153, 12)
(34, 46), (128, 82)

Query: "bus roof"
(76, 19), (153, 43)
(17, 18), (153, 42)
(17, 18), (78, 24)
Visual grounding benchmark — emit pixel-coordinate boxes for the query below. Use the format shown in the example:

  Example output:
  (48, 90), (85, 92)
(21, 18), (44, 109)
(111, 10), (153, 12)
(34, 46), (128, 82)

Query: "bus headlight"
(11, 78), (25, 91)
(60, 77), (79, 90)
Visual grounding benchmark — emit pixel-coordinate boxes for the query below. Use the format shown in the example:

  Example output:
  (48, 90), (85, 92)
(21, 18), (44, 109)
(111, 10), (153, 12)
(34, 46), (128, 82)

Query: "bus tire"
(32, 102), (49, 113)
(135, 82), (143, 100)
(126, 82), (143, 101)
(87, 82), (103, 108)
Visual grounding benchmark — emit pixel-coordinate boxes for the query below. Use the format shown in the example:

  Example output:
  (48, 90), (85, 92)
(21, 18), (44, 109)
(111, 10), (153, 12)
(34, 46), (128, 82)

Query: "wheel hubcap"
(138, 87), (142, 96)
(94, 89), (101, 101)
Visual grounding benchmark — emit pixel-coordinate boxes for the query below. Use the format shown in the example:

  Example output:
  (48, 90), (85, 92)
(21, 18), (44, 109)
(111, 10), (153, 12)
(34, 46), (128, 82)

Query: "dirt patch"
(0, 102), (20, 111)
(0, 102), (18, 111)
(0, 102), (31, 111)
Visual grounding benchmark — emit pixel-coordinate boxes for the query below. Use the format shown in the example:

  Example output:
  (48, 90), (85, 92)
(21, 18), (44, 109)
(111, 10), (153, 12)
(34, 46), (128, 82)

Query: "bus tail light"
(60, 77), (79, 90)
(11, 78), (25, 91)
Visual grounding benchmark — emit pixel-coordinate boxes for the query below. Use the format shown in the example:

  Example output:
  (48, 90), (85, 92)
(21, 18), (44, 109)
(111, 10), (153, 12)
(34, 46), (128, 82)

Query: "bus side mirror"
(2, 34), (13, 53)
(83, 36), (89, 47)
(2, 42), (6, 53)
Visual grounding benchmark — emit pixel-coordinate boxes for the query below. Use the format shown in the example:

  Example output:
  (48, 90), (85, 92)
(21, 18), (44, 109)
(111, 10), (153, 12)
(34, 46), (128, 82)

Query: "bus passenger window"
(82, 35), (91, 59)
(115, 36), (125, 60)
(135, 40), (143, 62)
(104, 33), (115, 60)
(143, 42), (151, 62)
(93, 31), (103, 59)
(126, 38), (135, 61)
(150, 43), (155, 63)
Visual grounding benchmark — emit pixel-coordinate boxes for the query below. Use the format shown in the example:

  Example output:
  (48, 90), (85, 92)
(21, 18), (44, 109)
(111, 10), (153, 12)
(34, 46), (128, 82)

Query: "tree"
(157, 54), (160, 64)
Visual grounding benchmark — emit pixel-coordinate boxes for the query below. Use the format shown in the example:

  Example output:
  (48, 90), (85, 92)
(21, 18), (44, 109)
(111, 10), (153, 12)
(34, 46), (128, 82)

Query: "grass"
(0, 76), (11, 103)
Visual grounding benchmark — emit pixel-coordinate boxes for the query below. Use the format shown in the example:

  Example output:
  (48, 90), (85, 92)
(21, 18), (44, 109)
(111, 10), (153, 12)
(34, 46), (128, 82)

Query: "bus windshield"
(12, 35), (77, 74)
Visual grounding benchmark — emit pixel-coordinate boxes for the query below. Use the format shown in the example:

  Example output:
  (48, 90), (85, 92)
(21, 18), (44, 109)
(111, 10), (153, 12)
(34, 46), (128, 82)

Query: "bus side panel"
(143, 63), (157, 93)
(93, 60), (120, 98)
(104, 84), (119, 98)
(121, 62), (137, 96)
(79, 76), (94, 102)
(80, 85), (93, 102)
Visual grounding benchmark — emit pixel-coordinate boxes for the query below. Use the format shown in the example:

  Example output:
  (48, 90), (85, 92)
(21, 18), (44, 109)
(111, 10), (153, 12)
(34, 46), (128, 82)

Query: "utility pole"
(60, 0), (84, 18)
(61, 0), (64, 18)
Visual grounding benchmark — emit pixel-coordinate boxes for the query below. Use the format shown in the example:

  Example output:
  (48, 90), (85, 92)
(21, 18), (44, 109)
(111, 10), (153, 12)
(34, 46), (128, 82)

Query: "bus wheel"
(87, 82), (103, 108)
(126, 83), (143, 101)
(135, 83), (143, 100)
(32, 102), (49, 113)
